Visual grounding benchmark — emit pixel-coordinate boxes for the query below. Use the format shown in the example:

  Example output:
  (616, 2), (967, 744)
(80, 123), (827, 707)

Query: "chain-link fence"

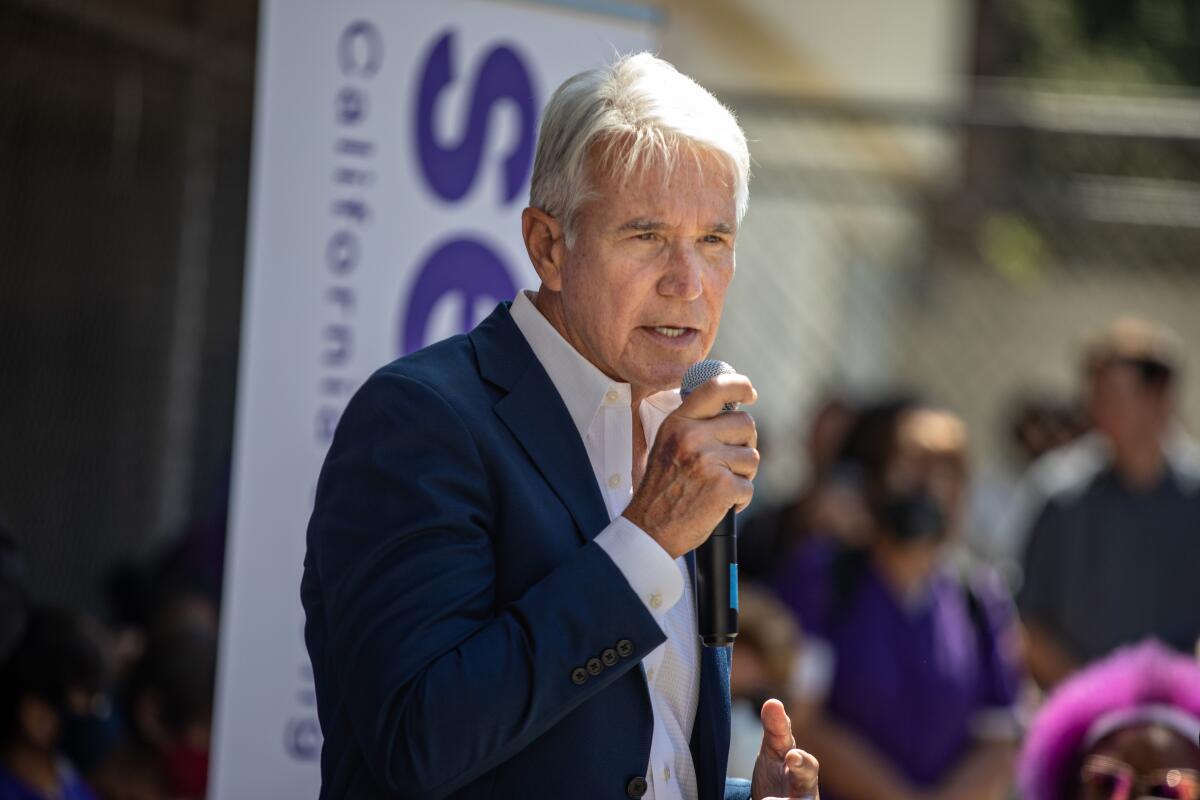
(716, 85), (1200, 555)
(5, 0), (1200, 607)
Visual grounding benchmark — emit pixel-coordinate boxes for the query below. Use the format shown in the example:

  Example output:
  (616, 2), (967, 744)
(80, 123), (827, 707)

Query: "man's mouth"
(642, 325), (701, 346)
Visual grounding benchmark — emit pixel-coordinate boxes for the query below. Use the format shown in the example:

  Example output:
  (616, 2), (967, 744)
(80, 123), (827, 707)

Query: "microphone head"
(681, 360), (738, 410)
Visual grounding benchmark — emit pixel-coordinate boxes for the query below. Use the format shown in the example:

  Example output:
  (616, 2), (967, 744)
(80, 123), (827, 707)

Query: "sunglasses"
(1082, 754), (1200, 800)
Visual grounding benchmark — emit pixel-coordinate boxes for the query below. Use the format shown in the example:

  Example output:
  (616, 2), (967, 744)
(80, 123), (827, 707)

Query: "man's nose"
(657, 243), (703, 301)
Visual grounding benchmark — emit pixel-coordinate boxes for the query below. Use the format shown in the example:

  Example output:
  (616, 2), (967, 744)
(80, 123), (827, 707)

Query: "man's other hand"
(751, 698), (820, 800)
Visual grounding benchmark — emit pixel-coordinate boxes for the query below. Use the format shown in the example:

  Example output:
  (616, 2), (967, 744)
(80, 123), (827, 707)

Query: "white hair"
(529, 52), (750, 245)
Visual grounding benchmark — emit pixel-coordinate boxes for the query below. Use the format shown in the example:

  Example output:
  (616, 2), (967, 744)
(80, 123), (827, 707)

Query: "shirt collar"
(1081, 429), (1200, 496)
(509, 291), (680, 438)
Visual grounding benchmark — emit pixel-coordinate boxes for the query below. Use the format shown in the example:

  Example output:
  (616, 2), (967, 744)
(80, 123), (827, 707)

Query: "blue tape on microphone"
(729, 563), (738, 610)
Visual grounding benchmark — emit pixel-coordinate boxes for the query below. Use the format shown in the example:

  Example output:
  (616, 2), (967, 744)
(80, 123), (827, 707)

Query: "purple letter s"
(415, 31), (536, 204)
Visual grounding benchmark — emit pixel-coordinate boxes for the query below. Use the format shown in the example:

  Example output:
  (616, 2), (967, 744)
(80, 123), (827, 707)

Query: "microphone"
(680, 359), (740, 648)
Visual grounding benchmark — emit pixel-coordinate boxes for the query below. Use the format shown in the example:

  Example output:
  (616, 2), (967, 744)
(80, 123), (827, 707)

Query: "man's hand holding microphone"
(622, 365), (820, 800)
(623, 368), (757, 559)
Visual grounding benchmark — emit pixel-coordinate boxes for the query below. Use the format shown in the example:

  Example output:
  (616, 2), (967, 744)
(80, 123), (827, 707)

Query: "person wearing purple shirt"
(0, 763), (96, 800)
(775, 408), (1022, 800)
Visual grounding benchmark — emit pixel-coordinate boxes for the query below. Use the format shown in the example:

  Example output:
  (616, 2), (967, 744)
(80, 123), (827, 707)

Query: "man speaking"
(300, 53), (820, 800)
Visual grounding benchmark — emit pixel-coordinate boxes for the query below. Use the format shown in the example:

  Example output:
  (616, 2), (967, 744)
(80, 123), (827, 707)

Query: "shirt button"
(663, 765), (671, 782)
(649, 593), (662, 609)
(605, 389), (619, 404)
(647, 668), (654, 682)
(607, 473), (621, 488)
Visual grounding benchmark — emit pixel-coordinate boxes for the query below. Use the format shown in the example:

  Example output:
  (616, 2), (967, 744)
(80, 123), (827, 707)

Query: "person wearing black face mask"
(774, 407), (1025, 800)
(0, 607), (117, 800)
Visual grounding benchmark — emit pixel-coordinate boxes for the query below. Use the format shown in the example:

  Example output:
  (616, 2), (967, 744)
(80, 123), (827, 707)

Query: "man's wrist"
(620, 506), (684, 559)
(596, 516), (684, 620)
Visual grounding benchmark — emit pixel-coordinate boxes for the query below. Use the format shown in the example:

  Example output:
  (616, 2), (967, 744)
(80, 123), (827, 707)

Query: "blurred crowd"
(0, 524), (218, 800)
(2, 315), (1199, 800)
(730, 315), (1200, 799)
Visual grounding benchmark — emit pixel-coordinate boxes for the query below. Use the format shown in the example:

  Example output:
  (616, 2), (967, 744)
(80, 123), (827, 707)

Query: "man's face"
(549, 148), (737, 393)
(1088, 363), (1170, 451)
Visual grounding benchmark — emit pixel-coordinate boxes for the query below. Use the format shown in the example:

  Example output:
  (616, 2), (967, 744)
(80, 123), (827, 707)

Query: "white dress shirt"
(511, 291), (701, 800)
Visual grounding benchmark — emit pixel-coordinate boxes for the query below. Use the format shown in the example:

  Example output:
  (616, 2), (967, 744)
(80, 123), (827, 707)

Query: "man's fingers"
(755, 702), (820, 800)
(785, 749), (820, 796)
(759, 751), (820, 800)
(785, 749), (818, 774)
(677, 373), (757, 419)
(759, 698), (795, 757)
(710, 410), (757, 448)
(761, 698), (793, 736)
(728, 474), (755, 514)
(720, 445), (760, 480)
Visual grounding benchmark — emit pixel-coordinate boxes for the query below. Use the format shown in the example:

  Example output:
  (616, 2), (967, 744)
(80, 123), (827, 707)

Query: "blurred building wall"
(3, 0), (1197, 607)
(658, 0), (969, 103)
(661, 1), (1200, 516)
(0, 0), (255, 608)
(0, 0), (977, 605)
(657, 0), (974, 498)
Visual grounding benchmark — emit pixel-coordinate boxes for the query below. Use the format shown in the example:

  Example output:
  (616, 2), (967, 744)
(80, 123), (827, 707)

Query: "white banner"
(210, 2), (654, 796)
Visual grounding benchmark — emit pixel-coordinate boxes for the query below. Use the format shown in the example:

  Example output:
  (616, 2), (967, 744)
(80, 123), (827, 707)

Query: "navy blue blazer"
(302, 302), (751, 799)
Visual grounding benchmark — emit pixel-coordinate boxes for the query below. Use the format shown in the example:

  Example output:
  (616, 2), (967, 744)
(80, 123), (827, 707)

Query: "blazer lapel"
(470, 303), (610, 544)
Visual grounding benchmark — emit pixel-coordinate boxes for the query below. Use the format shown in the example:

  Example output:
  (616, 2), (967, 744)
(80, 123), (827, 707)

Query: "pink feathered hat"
(1018, 639), (1200, 800)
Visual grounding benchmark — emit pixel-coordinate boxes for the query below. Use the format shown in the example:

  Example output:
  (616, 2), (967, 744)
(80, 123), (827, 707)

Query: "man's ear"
(522, 207), (566, 292)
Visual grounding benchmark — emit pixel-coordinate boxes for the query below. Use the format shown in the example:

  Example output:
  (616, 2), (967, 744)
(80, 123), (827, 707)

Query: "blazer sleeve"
(305, 369), (667, 799)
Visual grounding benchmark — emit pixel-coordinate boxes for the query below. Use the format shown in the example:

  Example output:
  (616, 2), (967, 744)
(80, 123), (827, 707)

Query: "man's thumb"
(759, 698), (791, 735)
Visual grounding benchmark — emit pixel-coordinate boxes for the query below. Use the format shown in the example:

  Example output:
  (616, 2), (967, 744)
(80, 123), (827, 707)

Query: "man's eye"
(636, 232), (657, 241)
(703, 235), (726, 244)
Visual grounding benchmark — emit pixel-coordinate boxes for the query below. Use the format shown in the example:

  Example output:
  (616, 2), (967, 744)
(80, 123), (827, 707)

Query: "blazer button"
(626, 776), (648, 798)
(586, 657), (603, 676)
(616, 639), (634, 657)
(570, 667), (588, 685)
(601, 648), (618, 667)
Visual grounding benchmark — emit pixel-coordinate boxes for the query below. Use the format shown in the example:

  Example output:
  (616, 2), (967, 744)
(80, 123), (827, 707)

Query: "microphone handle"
(695, 508), (738, 647)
